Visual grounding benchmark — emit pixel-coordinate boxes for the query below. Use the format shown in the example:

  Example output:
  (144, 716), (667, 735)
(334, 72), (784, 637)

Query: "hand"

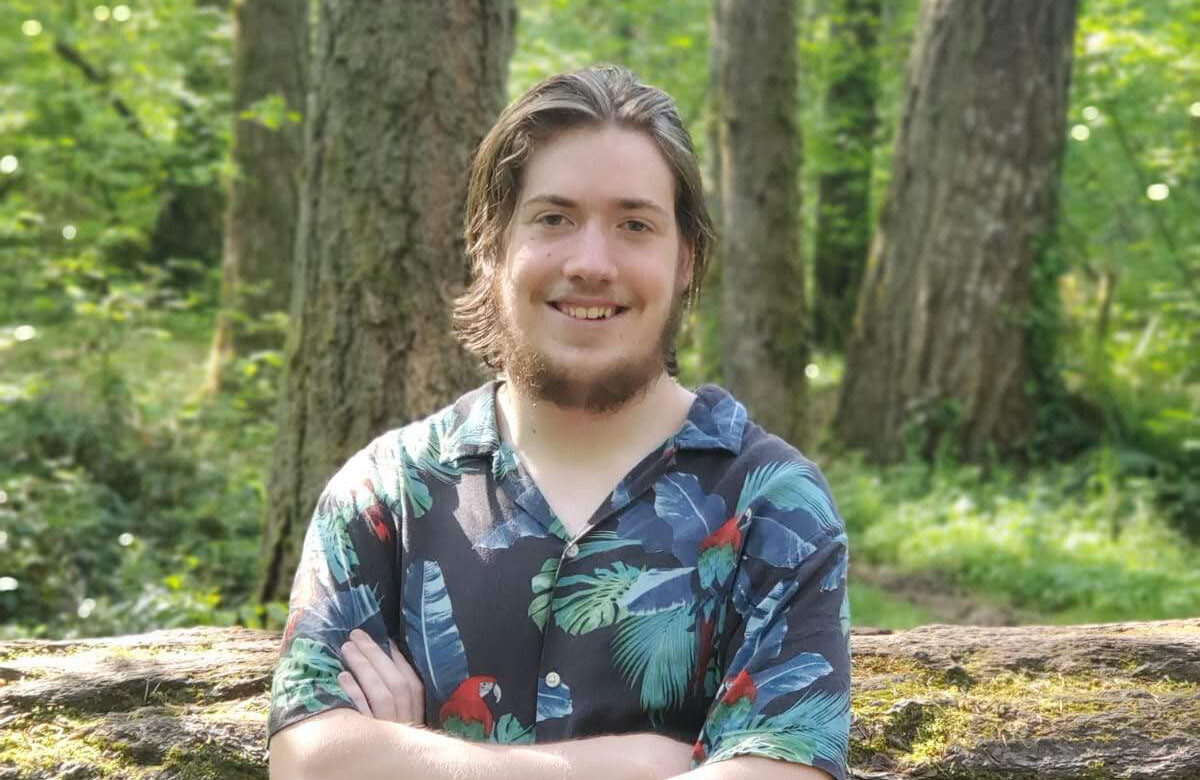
(338, 628), (425, 724)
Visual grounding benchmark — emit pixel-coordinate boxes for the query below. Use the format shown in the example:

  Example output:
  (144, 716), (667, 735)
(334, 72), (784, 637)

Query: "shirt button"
(545, 671), (561, 688)
(565, 543), (579, 559)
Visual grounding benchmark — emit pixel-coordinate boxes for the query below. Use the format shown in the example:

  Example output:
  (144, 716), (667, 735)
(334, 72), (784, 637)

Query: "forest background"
(0, 0), (1197, 640)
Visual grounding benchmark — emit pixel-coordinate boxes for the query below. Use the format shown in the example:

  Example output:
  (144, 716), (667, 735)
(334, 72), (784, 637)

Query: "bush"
(0, 310), (277, 638)
(827, 451), (1200, 622)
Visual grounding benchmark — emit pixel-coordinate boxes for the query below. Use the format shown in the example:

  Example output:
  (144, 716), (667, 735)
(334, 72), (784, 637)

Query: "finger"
(389, 638), (424, 721)
(341, 640), (397, 720)
(350, 630), (412, 721)
(338, 671), (372, 718)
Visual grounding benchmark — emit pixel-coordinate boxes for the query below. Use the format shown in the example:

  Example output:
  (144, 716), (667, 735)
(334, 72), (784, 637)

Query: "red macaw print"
(361, 480), (390, 543)
(724, 669), (757, 706)
(439, 675), (501, 738)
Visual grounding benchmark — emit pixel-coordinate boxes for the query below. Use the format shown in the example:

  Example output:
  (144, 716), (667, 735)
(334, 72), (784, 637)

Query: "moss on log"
(1, 621), (1197, 779)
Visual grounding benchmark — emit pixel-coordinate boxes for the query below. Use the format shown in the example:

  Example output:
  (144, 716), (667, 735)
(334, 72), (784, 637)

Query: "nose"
(561, 220), (616, 283)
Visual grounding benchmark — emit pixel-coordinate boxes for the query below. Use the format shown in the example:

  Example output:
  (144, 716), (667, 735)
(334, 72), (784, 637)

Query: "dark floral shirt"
(267, 380), (851, 779)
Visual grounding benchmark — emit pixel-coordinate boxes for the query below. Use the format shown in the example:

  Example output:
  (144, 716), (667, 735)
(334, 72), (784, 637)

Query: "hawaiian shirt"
(267, 380), (851, 780)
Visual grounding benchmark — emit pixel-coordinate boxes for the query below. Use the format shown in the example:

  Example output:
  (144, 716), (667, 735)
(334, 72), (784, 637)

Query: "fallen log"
(0, 620), (1196, 779)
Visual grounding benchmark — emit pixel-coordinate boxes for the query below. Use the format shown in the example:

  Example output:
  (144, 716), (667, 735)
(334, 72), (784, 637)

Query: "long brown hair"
(453, 65), (715, 373)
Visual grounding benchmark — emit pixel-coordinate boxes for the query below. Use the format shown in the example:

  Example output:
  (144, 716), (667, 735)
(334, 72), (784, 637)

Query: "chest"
(522, 459), (633, 539)
(400, 464), (743, 744)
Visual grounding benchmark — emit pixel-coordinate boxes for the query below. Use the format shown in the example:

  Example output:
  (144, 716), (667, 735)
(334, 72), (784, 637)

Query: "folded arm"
(268, 707), (692, 780)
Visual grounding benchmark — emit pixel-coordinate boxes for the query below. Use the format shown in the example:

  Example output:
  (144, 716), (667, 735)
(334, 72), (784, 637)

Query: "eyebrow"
(520, 194), (670, 217)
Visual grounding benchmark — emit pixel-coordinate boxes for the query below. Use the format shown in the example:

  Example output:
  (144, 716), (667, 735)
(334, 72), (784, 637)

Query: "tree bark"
(206, 0), (310, 390)
(3, 620), (1198, 778)
(834, 0), (1078, 463)
(257, 0), (514, 605)
(812, 0), (881, 352)
(714, 0), (809, 447)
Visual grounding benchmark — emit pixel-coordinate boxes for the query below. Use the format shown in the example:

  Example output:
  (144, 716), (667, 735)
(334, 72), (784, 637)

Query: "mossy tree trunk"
(257, 0), (515, 605)
(3, 621), (1199, 778)
(714, 0), (809, 447)
(206, 0), (310, 390)
(812, 0), (881, 353)
(833, 0), (1078, 463)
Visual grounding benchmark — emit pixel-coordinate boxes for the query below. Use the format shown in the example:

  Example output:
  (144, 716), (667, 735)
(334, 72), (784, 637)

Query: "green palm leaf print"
(612, 605), (696, 711)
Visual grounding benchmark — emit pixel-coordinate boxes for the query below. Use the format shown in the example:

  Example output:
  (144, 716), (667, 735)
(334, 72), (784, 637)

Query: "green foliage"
(1050, 0), (1200, 538)
(0, 304), (278, 638)
(828, 452), (1200, 622)
(513, 0), (710, 142)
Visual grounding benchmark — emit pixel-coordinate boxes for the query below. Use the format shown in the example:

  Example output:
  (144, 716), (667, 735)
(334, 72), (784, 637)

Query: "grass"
(827, 454), (1200, 624)
(848, 581), (940, 631)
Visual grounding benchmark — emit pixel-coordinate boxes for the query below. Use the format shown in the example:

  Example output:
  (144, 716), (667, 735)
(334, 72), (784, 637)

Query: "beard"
(496, 284), (685, 415)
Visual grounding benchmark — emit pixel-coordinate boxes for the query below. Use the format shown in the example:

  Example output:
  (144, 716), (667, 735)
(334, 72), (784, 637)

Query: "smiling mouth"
(549, 302), (629, 321)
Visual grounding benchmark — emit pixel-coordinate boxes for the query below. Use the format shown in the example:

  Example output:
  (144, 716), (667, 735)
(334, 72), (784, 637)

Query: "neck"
(496, 373), (695, 464)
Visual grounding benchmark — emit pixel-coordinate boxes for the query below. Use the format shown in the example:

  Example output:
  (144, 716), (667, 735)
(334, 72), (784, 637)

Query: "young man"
(267, 66), (850, 780)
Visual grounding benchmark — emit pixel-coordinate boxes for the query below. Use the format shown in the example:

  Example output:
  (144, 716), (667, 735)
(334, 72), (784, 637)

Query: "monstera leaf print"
(492, 713), (534, 745)
(272, 637), (354, 714)
(403, 559), (470, 702)
(551, 562), (642, 635)
(528, 534), (644, 631)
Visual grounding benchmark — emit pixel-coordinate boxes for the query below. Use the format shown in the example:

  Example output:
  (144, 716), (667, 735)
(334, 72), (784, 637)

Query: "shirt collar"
(438, 379), (746, 466)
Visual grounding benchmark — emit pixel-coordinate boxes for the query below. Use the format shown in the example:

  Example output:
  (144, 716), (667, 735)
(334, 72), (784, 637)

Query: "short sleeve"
(266, 441), (404, 744)
(692, 462), (851, 780)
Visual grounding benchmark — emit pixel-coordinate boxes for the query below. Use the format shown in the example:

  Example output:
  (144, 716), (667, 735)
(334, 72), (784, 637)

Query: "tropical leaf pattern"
(552, 562), (642, 635)
(613, 605), (697, 711)
(537, 676), (574, 721)
(403, 558), (470, 702)
(267, 380), (850, 780)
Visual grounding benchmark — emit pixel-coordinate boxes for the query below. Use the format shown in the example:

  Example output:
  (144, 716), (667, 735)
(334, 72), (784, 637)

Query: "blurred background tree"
(1, 0), (1196, 639)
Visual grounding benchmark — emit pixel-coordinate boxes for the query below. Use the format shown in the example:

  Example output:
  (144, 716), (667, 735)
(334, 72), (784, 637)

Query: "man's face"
(494, 124), (692, 413)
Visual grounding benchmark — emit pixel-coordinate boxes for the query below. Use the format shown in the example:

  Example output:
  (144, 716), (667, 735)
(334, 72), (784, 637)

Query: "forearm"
(270, 707), (665, 780)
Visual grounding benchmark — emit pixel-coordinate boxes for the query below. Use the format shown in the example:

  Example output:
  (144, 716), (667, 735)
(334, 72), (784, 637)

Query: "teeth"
(561, 305), (617, 320)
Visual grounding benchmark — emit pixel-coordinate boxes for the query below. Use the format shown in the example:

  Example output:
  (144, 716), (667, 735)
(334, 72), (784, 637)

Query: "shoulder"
(707, 389), (845, 547)
(322, 382), (491, 507)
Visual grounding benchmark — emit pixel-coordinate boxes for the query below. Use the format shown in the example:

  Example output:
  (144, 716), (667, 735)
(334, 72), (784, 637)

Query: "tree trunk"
(3, 620), (1199, 778)
(812, 0), (881, 352)
(257, 0), (515, 605)
(714, 0), (809, 447)
(206, 0), (310, 390)
(834, 0), (1078, 463)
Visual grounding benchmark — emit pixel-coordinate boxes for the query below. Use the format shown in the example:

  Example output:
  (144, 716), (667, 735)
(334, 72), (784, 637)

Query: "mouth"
(548, 302), (629, 322)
